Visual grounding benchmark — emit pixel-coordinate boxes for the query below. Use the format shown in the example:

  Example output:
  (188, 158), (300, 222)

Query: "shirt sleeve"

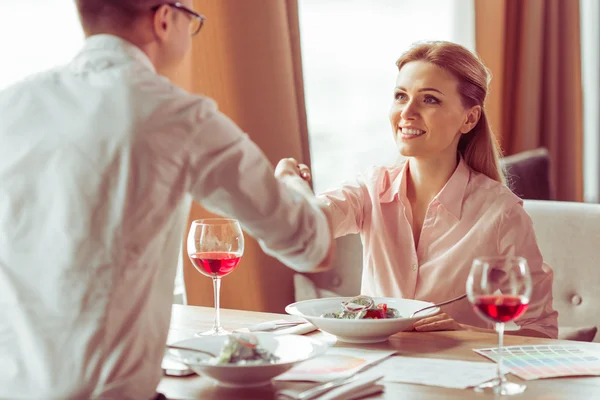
(497, 203), (559, 339)
(317, 176), (369, 238)
(181, 97), (331, 273)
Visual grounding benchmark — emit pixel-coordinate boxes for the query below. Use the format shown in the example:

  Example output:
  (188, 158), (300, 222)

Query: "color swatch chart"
(474, 345), (600, 380)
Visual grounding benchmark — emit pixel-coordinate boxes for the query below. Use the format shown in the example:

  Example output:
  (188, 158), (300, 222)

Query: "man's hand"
(274, 158), (314, 200)
(275, 158), (311, 182)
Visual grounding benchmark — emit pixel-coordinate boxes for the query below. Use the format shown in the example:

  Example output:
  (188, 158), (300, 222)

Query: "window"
(0, 2), (188, 302)
(0, 2), (84, 90)
(298, 0), (475, 193)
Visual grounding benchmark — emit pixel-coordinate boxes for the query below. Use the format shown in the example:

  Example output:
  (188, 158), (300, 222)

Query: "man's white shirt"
(0, 35), (330, 399)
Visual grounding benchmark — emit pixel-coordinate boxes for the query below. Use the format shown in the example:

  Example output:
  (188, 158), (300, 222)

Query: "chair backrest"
(523, 200), (600, 340)
(307, 200), (600, 341)
(502, 148), (555, 200)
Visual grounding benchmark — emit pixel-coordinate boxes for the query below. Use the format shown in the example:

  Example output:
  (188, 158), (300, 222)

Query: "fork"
(409, 293), (468, 318)
(278, 375), (357, 400)
(277, 373), (384, 400)
(165, 344), (216, 358)
(247, 320), (308, 332)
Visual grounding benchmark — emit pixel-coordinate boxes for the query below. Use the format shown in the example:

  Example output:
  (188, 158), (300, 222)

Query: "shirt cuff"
(259, 199), (331, 273)
(517, 321), (558, 339)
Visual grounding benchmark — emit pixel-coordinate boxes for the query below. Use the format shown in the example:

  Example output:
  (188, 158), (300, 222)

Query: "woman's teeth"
(401, 128), (425, 136)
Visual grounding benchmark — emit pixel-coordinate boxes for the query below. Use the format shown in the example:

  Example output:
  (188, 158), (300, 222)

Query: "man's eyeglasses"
(151, 2), (206, 36)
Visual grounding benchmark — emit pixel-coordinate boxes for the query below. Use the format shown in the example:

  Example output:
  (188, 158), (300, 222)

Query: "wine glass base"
(195, 326), (231, 337)
(475, 378), (526, 395)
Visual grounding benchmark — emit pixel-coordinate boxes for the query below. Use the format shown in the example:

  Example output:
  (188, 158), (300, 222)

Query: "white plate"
(285, 297), (440, 343)
(168, 333), (329, 387)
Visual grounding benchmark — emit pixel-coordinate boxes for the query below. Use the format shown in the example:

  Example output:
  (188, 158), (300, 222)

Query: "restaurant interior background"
(1, 0), (599, 313)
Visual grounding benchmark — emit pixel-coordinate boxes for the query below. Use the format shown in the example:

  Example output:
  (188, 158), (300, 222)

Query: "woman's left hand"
(412, 313), (464, 332)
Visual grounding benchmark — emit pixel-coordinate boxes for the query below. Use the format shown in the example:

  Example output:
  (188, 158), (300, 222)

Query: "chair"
(522, 200), (600, 342)
(501, 148), (554, 201)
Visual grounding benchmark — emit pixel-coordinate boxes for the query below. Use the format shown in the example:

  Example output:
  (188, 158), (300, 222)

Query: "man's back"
(0, 35), (197, 399)
(0, 35), (330, 399)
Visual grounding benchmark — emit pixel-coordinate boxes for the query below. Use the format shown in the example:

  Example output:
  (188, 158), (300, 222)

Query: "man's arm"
(183, 102), (334, 272)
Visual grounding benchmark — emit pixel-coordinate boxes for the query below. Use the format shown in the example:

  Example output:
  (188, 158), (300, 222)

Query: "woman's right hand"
(275, 158), (311, 182)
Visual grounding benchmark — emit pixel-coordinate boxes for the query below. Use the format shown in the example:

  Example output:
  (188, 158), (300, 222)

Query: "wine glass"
(187, 218), (244, 336)
(466, 256), (532, 395)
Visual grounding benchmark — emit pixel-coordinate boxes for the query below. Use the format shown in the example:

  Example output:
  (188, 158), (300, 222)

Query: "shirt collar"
(434, 157), (471, 219)
(378, 157), (471, 220)
(377, 161), (409, 204)
(76, 34), (156, 73)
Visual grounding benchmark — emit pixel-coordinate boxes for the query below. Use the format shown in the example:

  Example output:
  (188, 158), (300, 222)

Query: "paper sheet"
(474, 344), (600, 380)
(372, 356), (498, 389)
(274, 348), (397, 382)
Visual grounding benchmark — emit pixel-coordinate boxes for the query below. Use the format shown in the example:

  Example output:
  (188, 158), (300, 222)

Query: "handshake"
(275, 157), (312, 183)
(274, 158), (335, 272)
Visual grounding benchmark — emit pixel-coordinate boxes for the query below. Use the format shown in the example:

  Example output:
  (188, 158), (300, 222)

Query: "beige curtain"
(180, 0), (311, 313)
(475, 0), (584, 202)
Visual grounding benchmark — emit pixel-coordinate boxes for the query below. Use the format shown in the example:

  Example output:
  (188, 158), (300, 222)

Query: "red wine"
(189, 252), (241, 278)
(474, 295), (529, 323)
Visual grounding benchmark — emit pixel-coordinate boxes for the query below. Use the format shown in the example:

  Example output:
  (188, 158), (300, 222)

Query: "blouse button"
(412, 264), (418, 271)
(571, 294), (583, 306)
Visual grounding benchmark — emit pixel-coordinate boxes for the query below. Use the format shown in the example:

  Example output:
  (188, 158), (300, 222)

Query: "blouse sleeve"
(497, 203), (559, 338)
(317, 175), (370, 238)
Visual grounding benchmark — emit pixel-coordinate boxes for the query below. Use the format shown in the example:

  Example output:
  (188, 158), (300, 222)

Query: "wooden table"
(159, 305), (600, 399)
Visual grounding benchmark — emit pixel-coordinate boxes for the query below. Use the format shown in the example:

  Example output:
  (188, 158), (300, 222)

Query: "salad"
(321, 295), (402, 320)
(208, 333), (280, 365)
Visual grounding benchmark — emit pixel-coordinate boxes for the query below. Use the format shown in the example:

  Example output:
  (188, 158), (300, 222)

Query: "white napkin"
(277, 374), (384, 400)
(270, 322), (318, 335)
(235, 319), (318, 335)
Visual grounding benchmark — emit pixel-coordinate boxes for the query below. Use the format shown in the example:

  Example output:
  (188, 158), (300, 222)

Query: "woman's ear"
(460, 105), (481, 134)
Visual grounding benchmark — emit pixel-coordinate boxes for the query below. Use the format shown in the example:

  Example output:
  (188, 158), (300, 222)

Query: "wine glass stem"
(496, 322), (505, 383)
(213, 277), (222, 330)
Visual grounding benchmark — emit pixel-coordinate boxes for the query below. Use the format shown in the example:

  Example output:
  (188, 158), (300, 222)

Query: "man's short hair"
(76, 0), (160, 31)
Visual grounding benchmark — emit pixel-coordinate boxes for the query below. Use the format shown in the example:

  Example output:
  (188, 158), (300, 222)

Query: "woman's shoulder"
(360, 162), (407, 200)
(323, 163), (403, 190)
(364, 162), (405, 181)
(466, 169), (523, 212)
(317, 163), (406, 205)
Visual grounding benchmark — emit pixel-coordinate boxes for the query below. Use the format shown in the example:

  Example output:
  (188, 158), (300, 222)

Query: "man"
(0, 1), (333, 398)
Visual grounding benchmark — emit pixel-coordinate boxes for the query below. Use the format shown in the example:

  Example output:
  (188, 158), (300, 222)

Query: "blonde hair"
(396, 41), (505, 184)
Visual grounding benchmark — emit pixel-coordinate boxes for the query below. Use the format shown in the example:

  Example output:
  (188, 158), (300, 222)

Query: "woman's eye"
(424, 95), (440, 104)
(394, 92), (407, 101)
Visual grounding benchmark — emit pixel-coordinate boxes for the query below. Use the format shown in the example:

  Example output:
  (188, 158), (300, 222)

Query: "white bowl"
(168, 333), (329, 387)
(285, 297), (440, 343)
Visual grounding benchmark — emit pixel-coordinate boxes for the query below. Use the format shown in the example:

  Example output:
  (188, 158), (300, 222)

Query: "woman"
(276, 41), (558, 338)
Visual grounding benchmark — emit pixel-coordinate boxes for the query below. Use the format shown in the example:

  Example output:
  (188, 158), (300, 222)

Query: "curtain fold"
(476, 0), (583, 201)
(181, 0), (311, 313)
